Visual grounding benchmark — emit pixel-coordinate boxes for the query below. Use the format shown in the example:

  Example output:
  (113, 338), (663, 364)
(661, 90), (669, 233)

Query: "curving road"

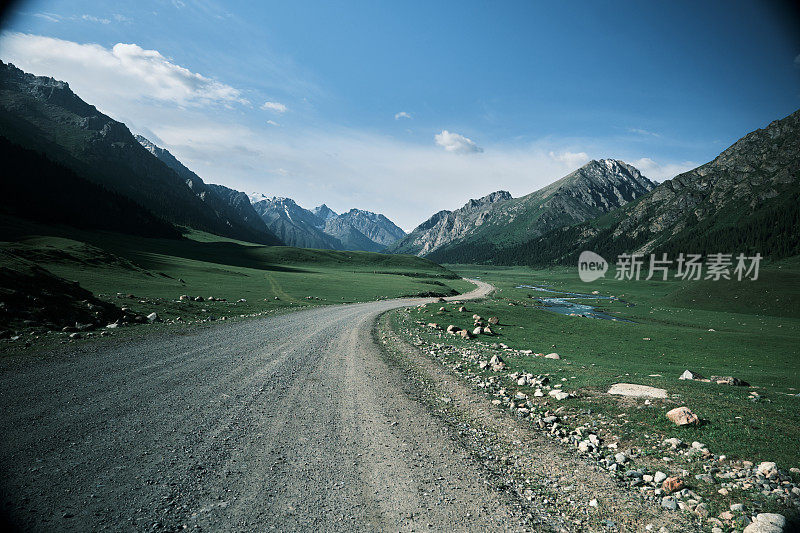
(0, 280), (540, 531)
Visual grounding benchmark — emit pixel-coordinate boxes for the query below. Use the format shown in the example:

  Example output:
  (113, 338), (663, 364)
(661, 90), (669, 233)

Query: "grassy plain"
(400, 261), (800, 472)
(0, 216), (472, 337)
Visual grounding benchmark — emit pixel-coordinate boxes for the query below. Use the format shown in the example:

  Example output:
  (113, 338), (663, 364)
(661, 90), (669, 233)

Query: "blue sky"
(1, 0), (799, 229)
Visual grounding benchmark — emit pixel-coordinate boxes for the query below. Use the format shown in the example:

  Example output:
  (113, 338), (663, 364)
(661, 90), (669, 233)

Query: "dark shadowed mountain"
(0, 61), (281, 245)
(0, 136), (179, 239)
(133, 135), (280, 242)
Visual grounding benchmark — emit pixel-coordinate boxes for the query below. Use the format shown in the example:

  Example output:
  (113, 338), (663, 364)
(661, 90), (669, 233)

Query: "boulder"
(439, 306), (447, 312)
(427, 323), (441, 330)
(446, 325), (460, 334)
(743, 513), (786, 533)
(548, 390), (569, 400)
(179, 295), (189, 301)
(608, 383), (668, 399)
(146, 312), (159, 323)
(458, 329), (472, 339)
(757, 461), (778, 479)
(544, 352), (560, 360)
(458, 306), (467, 312)
(666, 406), (699, 426)
(472, 327), (483, 336)
(483, 327), (493, 335)
(679, 369), (705, 380)
(488, 316), (499, 325)
(489, 354), (505, 371)
(711, 375), (749, 386)
(662, 476), (684, 494)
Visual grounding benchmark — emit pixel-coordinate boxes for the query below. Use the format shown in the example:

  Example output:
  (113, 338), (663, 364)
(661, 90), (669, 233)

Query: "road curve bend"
(0, 279), (543, 532)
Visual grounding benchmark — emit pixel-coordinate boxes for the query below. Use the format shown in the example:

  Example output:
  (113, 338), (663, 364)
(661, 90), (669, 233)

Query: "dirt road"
(1, 280), (553, 531)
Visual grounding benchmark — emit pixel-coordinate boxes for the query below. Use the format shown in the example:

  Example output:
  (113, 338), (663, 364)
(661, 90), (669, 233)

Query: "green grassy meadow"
(0, 216), (472, 341)
(400, 261), (800, 474)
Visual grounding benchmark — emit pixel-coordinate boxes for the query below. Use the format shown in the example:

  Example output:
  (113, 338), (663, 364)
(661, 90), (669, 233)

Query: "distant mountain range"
(397, 111), (799, 265)
(248, 194), (406, 252)
(497, 109), (800, 265)
(389, 159), (656, 261)
(0, 61), (281, 245)
(0, 61), (405, 253)
(1, 61), (796, 264)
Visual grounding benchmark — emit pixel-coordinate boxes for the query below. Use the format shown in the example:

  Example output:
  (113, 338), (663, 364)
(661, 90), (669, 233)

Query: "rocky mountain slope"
(251, 197), (341, 250)
(478, 109), (800, 265)
(134, 135), (274, 237)
(250, 196), (406, 252)
(0, 61), (281, 245)
(391, 159), (654, 260)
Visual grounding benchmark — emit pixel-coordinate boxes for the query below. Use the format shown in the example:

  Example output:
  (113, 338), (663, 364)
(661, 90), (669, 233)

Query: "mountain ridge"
(390, 159), (655, 258)
(0, 61), (281, 245)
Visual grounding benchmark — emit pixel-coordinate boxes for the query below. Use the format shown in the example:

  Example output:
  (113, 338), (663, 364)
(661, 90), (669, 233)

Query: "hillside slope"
(0, 61), (280, 245)
(392, 159), (654, 261)
(494, 109), (800, 265)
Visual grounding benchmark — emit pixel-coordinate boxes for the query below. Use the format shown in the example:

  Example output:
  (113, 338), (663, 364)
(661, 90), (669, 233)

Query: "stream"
(516, 285), (633, 322)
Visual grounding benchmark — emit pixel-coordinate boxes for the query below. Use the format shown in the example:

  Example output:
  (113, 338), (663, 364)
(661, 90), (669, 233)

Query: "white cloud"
(33, 13), (61, 22)
(632, 157), (697, 182)
(266, 120), (280, 126)
(394, 111), (411, 120)
(548, 150), (589, 168)
(0, 32), (247, 108)
(434, 130), (483, 154)
(81, 14), (111, 24)
(627, 127), (660, 137)
(261, 101), (287, 113)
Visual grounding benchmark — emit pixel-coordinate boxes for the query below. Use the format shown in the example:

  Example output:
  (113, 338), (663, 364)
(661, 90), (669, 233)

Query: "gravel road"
(0, 280), (544, 531)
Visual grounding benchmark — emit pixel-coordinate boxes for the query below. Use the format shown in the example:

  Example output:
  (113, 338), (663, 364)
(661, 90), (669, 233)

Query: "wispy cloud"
(628, 127), (661, 137)
(33, 13), (61, 23)
(261, 101), (287, 113)
(394, 111), (411, 120)
(434, 130), (483, 154)
(632, 157), (697, 182)
(0, 32), (247, 108)
(81, 14), (111, 24)
(266, 120), (280, 126)
(548, 150), (589, 167)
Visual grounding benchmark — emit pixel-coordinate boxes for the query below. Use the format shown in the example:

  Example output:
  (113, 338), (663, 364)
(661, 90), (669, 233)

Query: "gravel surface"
(0, 281), (547, 531)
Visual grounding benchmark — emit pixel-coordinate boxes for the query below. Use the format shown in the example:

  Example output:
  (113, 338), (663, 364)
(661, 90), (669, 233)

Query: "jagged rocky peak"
(1, 61), (97, 118)
(312, 204), (338, 220)
(465, 190), (512, 209)
(134, 134), (159, 154)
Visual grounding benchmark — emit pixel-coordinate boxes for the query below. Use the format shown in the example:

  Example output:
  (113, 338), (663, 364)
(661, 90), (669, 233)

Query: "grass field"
(0, 216), (472, 343)
(396, 261), (800, 503)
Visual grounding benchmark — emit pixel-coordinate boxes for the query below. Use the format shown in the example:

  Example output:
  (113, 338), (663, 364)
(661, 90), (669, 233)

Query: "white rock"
(147, 312), (159, 323)
(679, 369), (705, 380)
(743, 512), (786, 533)
(614, 452), (627, 464)
(544, 352), (560, 359)
(589, 498), (598, 507)
(548, 390), (569, 400)
(607, 383), (668, 399)
(654, 471), (668, 483)
(758, 461), (778, 478)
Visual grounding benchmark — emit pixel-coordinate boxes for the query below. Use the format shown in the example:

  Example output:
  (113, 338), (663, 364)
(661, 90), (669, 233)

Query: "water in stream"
(516, 285), (633, 322)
